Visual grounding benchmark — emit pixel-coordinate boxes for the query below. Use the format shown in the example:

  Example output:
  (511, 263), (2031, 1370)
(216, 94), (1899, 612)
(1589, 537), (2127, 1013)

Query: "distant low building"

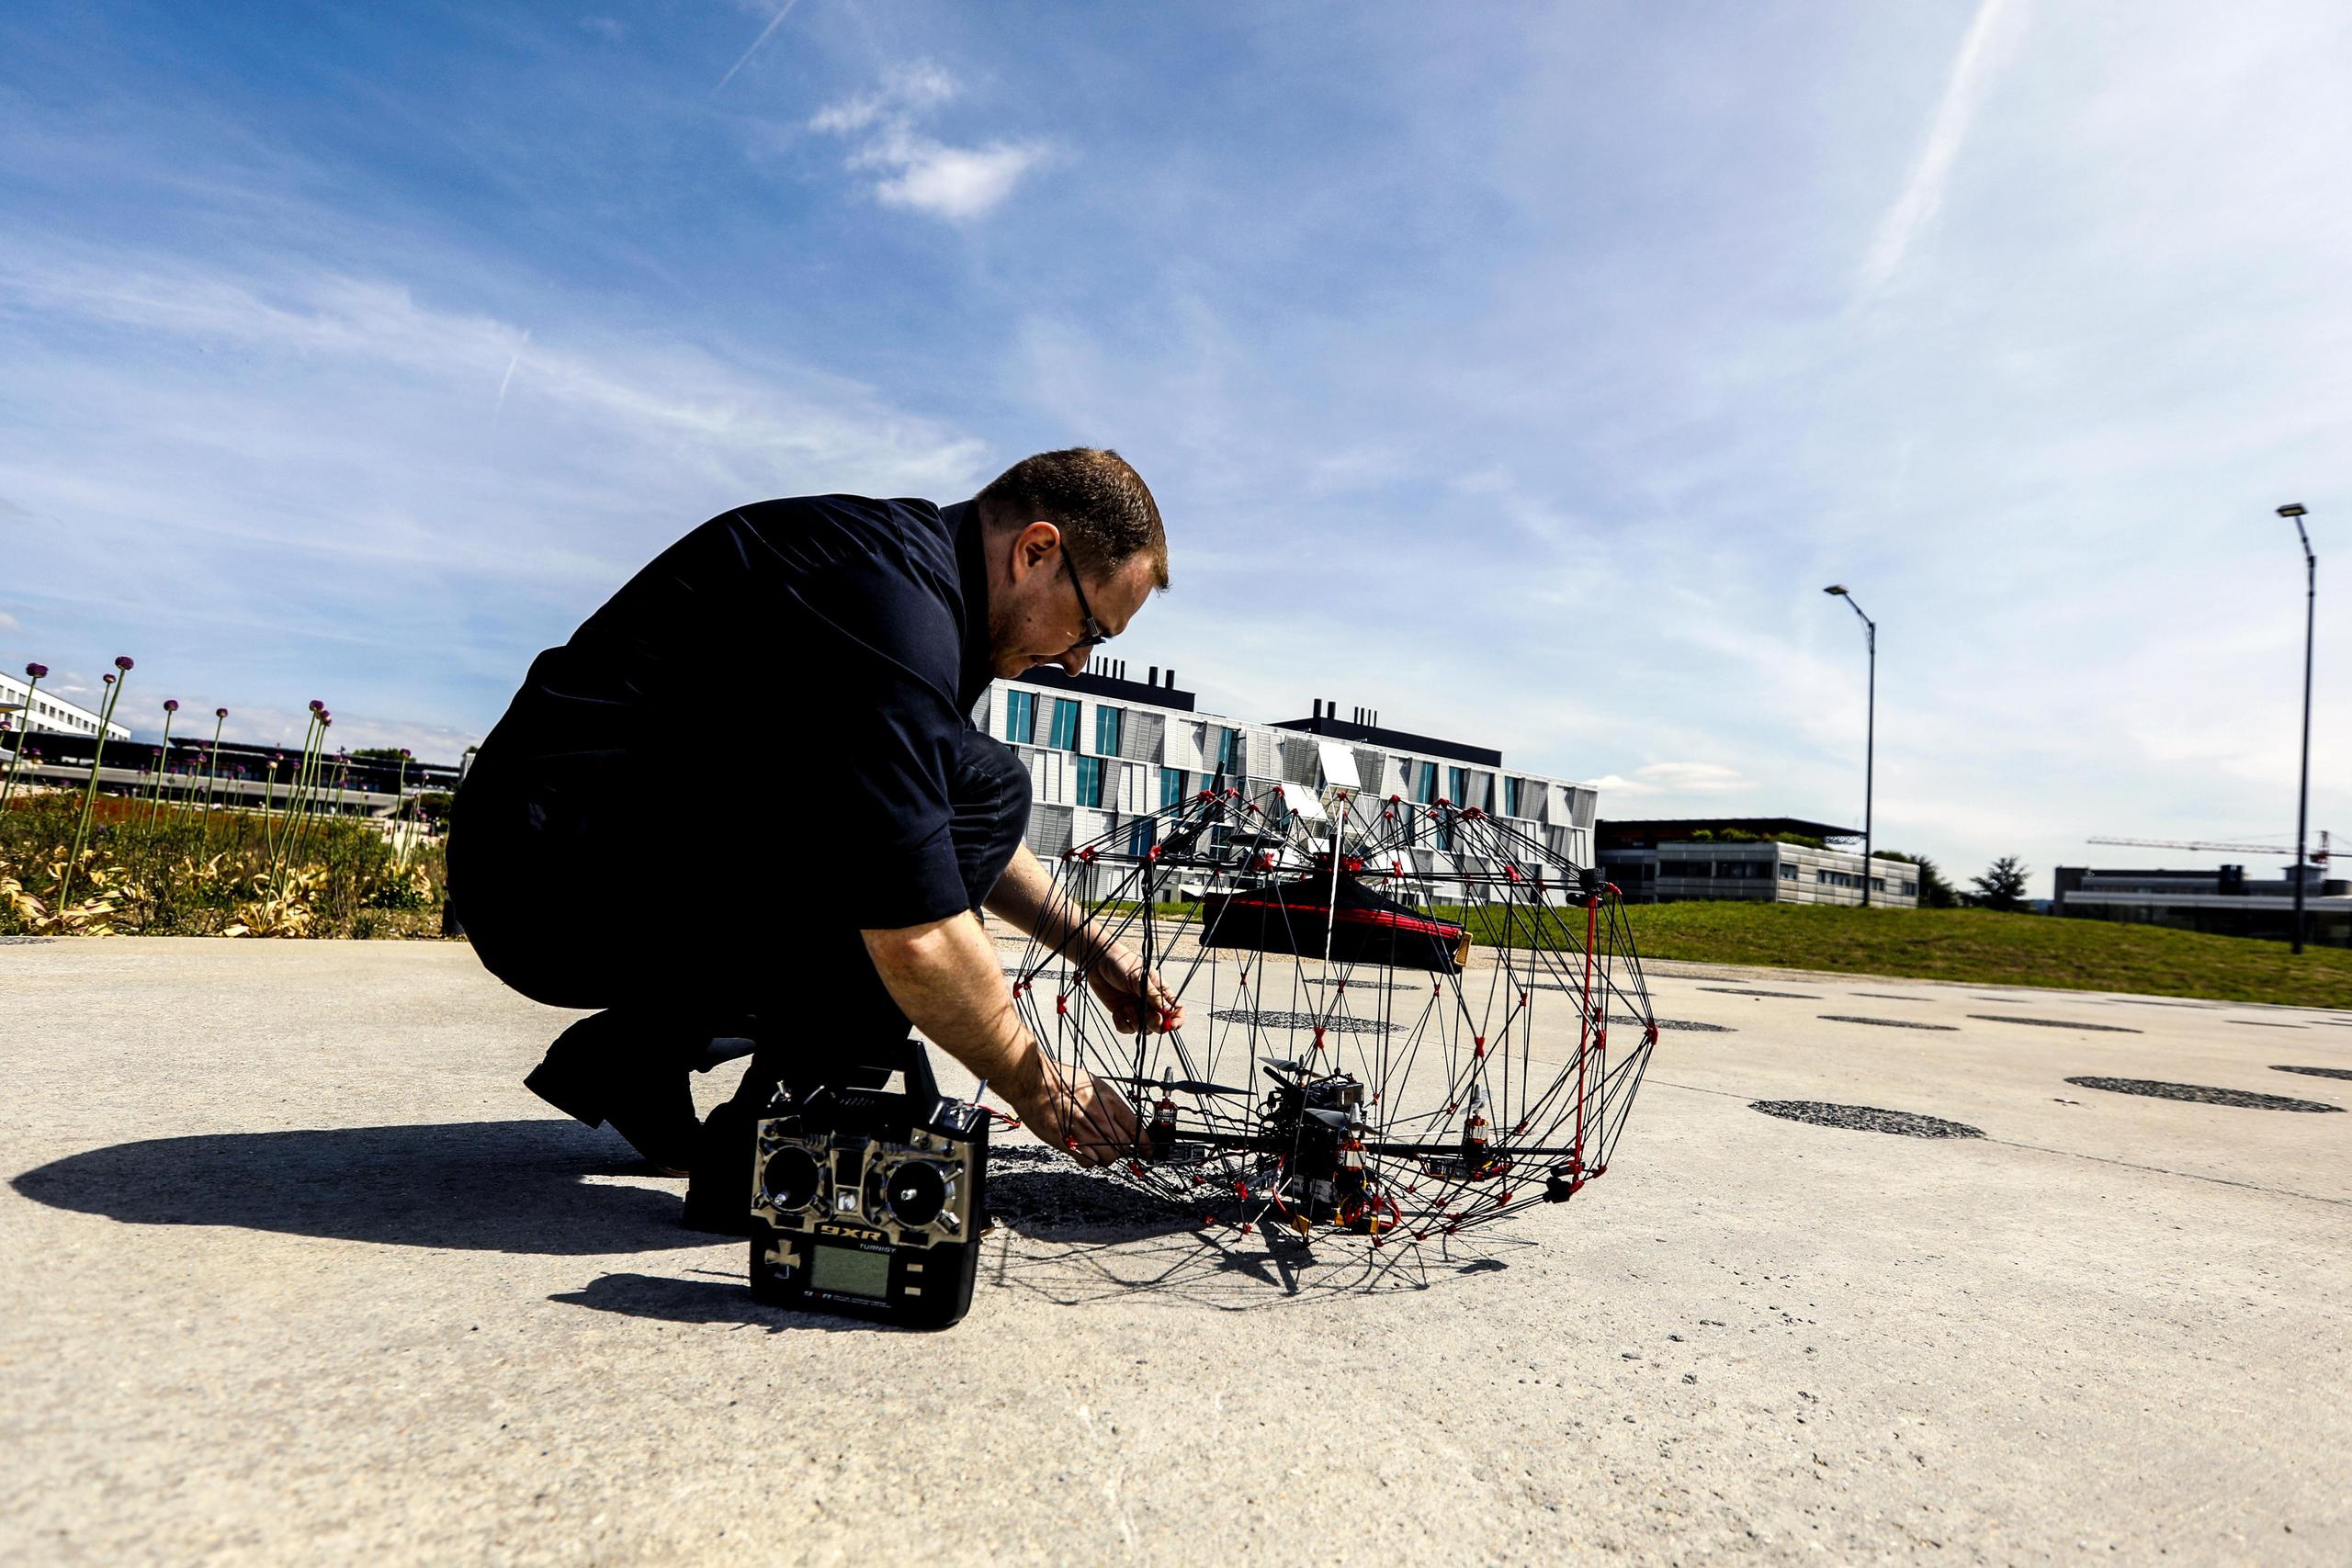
(1598, 816), (1920, 908)
(0, 671), (130, 742)
(2053, 864), (2350, 948)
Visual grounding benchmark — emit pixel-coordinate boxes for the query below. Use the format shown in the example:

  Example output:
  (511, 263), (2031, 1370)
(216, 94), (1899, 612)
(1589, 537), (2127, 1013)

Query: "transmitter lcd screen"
(808, 1244), (891, 1299)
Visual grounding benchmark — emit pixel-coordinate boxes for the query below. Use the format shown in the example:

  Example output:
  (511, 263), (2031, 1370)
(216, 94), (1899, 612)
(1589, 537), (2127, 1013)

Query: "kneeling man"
(451, 448), (1179, 1207)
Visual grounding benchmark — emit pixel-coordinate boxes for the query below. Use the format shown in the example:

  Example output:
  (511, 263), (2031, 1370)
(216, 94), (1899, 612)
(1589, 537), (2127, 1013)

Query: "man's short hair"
(977, 447), (1169, 589)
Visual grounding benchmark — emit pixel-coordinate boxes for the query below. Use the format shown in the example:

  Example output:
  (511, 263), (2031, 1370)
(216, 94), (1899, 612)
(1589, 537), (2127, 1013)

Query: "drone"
(1005, 769), (1658, 1252)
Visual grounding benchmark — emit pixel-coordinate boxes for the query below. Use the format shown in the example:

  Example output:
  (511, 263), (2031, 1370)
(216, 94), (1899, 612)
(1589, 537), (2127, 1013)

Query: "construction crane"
(2087, 831), (2330, 864)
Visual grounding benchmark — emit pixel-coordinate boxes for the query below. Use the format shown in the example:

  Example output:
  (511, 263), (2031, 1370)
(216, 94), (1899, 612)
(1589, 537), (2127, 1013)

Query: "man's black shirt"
(470, 494), (999, 930)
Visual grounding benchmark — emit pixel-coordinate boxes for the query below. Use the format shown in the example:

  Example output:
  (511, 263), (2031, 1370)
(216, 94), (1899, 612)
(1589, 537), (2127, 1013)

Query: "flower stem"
(59, 667), (129, 909)
(0, 672), (38, 813)
(147, 709), (175, 828)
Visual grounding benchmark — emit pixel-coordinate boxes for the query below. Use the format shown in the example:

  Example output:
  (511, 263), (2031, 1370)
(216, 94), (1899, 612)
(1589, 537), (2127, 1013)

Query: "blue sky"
(2, 0), (2346, 887)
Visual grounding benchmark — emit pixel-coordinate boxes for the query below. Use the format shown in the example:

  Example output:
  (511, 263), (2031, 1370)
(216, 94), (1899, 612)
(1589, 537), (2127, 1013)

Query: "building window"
(1095, 705), (1124, 756)
(1048, 697), (1080, 751)
(1076, 754), (1104, 807)
(1127, 817), (1155, 858)
(1004, 690), (1037, 745)
(1217, 726), (1243, 773)
(1446, 765), (1468, 806)
(1415, 761), (1438, 805)
(1160, 766), (1188, 808)
(1779, 863), (1798, 881)
(1503, 776), (1521, 817)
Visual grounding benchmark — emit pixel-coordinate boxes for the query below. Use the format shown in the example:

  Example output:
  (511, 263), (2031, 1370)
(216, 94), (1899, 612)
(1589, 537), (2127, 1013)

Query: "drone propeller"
(1302, 1108), (1351, 1131)
(1103, 1074), (1250, 1098)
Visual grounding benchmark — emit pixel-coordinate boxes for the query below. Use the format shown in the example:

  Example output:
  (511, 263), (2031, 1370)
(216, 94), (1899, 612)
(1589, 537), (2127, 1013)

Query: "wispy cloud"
(1585, 762), (1755, 799)
(809, 63), (1044, 220)
(1858, 0), (2026, 293)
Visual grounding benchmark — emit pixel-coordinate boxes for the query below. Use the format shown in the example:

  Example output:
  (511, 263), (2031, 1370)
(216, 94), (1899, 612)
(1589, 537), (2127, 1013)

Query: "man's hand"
(1000, 1051), (1140, 1168)
(1088, 950), (1185, 1034)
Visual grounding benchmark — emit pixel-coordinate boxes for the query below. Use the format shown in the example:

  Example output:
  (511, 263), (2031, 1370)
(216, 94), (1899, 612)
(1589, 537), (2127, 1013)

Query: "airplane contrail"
(1859, 0), (2022, 294)
(713, 0), (803, 96)
(492, 331), (530, 424)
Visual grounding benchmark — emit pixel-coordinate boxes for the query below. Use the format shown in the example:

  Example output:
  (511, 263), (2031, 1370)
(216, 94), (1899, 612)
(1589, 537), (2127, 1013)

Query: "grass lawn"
(1595, 900), (2352, 1009)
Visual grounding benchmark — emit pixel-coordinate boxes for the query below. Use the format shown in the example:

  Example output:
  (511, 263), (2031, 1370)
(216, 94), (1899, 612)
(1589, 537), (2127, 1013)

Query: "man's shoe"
(525, 1013), (700, 1175)
(680, 1098), (759, 1235)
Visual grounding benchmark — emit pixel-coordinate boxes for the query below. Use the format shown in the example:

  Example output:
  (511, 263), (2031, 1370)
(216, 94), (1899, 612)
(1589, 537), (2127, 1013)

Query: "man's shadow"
(11, 1119), (710, 1255)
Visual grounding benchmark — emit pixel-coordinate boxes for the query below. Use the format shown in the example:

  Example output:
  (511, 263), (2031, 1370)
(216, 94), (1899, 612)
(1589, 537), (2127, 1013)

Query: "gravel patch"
(1817, 1014), (1961, 1032)
(1211, 1009), (1394, 1034)
(2269, 1066), (2352, 1082)
(1749, 1100), (1985, 1139)
(1699, 986), (1821, 1000)
(2064, 1077), (2345, 1112)
(1969, 1014), (2143, 1033)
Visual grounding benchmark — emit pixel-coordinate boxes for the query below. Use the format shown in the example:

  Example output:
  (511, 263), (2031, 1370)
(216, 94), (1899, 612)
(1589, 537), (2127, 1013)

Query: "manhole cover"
(1817, 1014), (1960, 1032)
(1851, 992), (1926, 1001)
(1701, 986), (1821, 999)
(1211, 1009), (1393, 1034)
(2270, 1066), (2352, 1082)
(1749, 1101), (1984, 1138)
(2064, 1077), (2344, 1112)
(2231, 1020), (2304, 1029)
(1969, 1014), (2143, 1033)
(1611, 1014), (1734, 1033)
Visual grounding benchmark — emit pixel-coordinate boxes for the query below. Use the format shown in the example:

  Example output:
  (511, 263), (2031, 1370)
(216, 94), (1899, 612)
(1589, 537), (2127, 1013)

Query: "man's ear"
(1010, 521), (1061, 581)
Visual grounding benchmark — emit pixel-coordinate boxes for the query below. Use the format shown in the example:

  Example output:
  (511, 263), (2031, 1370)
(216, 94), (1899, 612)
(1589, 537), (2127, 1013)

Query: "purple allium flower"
(24, 662), (45, 680)
(216, 706), (229, 718)
(103, 673), (116, 687)
(399, 747), (412, 759)
(115, 656), (133, 671)
(309, 699), (323, 713)
(164, 699), (180, 713)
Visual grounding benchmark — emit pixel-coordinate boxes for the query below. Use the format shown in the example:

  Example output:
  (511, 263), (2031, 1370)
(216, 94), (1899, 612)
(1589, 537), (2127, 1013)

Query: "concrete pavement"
(3, 937), (2347, 1565)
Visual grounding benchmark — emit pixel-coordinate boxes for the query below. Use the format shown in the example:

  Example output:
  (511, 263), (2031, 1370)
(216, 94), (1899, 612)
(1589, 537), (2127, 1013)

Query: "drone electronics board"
(1007, 776), (1658, 1249)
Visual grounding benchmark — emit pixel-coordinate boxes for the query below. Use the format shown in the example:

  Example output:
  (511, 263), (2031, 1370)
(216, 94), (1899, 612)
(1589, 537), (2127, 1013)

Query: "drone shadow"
(10, 1118), (709, 1256)
(987, 1214), (1533, 1311)
(975, 1145), (1538, 1309)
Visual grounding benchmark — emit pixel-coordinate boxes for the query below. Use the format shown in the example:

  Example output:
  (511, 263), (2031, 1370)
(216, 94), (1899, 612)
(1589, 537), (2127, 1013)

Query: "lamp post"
(1824, 584), (1877, 908)
(2277, 504), (2315, 954)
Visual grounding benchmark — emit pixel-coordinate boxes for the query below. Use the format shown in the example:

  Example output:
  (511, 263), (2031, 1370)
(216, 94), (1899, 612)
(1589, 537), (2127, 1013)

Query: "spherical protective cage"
(1006, 781), (1658, 1247)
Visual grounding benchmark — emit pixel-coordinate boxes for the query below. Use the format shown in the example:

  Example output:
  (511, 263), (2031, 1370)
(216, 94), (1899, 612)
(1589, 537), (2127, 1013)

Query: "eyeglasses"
(1060, 548), (1111, 651)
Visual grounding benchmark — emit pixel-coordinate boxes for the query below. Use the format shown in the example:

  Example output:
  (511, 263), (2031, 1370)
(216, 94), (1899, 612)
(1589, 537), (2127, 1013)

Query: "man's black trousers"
(450, 727), (1033, 1104)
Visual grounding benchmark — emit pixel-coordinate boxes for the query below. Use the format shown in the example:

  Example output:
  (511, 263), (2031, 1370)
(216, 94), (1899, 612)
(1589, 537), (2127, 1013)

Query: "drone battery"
(746, 1043), (989, 1330)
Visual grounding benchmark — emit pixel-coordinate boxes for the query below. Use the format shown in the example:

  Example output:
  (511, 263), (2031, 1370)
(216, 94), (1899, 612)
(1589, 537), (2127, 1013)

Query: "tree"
(1910, 855), (1961, 908)
(1967, 855), (2032, 912)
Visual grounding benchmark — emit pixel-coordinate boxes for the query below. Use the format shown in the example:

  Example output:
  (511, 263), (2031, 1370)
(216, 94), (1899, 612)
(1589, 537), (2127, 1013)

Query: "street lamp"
(1824, 584), (1878, 908)
(2277, 504), (2316, 954)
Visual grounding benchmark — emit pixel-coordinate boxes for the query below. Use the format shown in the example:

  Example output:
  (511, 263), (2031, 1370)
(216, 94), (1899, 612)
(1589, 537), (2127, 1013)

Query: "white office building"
(970, 661), (1599, 880)
(0, 671), (131, 743)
